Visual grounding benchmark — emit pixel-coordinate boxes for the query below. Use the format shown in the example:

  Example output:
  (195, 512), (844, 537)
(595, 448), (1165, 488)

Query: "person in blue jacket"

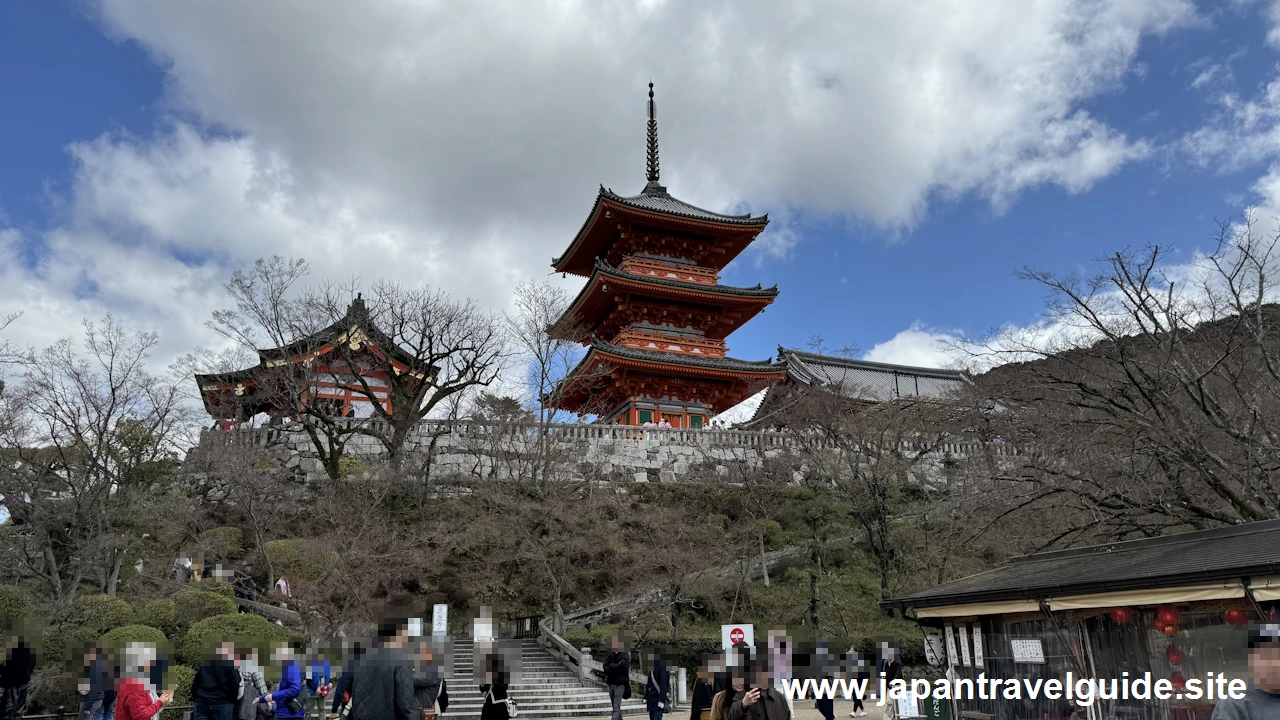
(255, 644), (303, 719)
(645, 650), (671, 720)
(306, 648), (332, 715)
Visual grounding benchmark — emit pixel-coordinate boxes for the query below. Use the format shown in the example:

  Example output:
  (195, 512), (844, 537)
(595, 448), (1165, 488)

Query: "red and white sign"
(721, 624), (755, 650)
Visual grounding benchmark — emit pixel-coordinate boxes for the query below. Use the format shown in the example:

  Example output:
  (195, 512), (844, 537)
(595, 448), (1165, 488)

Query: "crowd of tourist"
(0, 608), (451, 720)
(683, 634), (901, 720)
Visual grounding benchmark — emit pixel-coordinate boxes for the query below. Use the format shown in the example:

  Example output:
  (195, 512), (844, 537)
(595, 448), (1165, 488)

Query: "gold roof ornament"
(233, 383), (246, 396)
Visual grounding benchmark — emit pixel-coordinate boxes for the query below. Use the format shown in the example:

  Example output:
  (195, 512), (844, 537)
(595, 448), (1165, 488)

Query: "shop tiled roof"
(883, 519), (1280, 610)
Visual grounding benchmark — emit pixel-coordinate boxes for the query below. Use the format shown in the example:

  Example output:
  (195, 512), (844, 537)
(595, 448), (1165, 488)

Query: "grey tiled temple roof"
(882, 519), (1280, 610)
(600, 182), (769, 226)
(779, 347), (969, 402)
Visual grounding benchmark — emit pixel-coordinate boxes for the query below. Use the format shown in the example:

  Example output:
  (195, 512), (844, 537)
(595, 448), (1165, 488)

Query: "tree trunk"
(106, 549), (125, 596)
(808, 547), (821, 628)
(759, 531), (770, 587)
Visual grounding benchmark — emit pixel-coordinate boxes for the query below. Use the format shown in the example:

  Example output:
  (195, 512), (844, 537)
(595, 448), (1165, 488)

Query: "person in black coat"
(603, 635), (631, 720)
(332, 641), (367, 717)
(0, 635), (37, 720)
(350, 612), (416, 720)
(479, 654), (510, 720)
(644, 652), (671, 720)
(191, 641), (244, 720)
(411, 639), (449, 718)
(690, 667), (716, 720)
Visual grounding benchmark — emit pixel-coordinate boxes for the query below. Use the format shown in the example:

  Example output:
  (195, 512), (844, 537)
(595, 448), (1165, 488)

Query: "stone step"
(441, 710), (646, 720)
(446, 698), (647, 710)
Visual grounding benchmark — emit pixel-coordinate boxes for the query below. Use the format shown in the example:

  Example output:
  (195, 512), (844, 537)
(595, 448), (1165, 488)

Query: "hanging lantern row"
(1109, 604), (1251, 627)
(1165, 645), (1184, 665)
(1170, 672), (1187, 690)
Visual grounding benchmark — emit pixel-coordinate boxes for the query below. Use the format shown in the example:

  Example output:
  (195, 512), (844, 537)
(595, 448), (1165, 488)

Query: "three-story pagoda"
(547, 84), (786, 428)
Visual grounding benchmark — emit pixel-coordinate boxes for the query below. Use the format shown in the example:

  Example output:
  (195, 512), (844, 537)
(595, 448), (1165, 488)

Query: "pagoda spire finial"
(646, 81), (660, 184)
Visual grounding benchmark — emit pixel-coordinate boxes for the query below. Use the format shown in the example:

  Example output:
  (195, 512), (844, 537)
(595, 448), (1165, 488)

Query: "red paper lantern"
(1156, 604), (1180, 625)
(1170, 672), (1186, 690)
(1225, 609), (1249, 625)
(1165, 646), (1184, 665)
(1110, 608), (1133, 623)
(1160, 623), (1179, 636)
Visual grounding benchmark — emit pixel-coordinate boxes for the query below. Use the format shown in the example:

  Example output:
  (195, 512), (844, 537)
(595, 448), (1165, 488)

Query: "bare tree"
(0, 316), (188, 606)
(202, 256), (361, 481)
(507, 280), (584, 486)
(309, 279), (510, 469)
(780, 384), (978, 598)
(969, 213), (1280, 541)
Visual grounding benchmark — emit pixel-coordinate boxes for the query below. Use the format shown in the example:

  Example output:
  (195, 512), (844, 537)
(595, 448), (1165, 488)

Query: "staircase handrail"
(536, 617), (650, 689)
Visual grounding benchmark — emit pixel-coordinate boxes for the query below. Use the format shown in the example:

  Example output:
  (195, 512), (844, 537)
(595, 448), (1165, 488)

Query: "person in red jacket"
(114, 643), (173, 720)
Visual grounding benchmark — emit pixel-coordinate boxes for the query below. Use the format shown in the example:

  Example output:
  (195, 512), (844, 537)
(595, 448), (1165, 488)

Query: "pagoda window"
(690, 415), (703, 429)
(638, 409), (653, 424)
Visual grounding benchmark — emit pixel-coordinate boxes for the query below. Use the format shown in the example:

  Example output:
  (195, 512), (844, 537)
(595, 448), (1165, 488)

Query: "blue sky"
(2, 0), (1280, 385)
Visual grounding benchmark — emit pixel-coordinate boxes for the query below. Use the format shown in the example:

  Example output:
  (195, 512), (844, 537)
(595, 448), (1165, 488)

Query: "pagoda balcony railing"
(200, 419), (1019, 457)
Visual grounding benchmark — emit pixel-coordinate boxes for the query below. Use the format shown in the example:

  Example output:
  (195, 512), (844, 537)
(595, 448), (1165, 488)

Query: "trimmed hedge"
(133, 599), (183, 640)
(100, 624), (168, 651)
(158, 665), (197, 720)
(67, 594), (134, 634)
(173, 590), (237, 624)
(190, 579), (236, 598)
(180, 614), (298, 666)
(0, 586), (32, 626)
(42, 624), (99, 670)
(264, 539), (332, 582)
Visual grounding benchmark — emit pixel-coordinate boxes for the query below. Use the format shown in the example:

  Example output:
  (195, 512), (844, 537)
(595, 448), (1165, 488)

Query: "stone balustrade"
(199, 419), (1016, 482)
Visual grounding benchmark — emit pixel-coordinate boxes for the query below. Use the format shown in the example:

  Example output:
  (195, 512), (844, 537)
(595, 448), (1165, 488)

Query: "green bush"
(264, 539), (330, 582)
(158, 664), (197, 720)
(174, 590), (237, 624)
(0, 586), (32, 627)
(134, 599), (182, 640)
(180, 614), (297, 666)
(42, 624), (99, 670)
(99, 624), (168, 651)
(200, 527), (245, 560)
(191, 578), (236, 598)
(66, 594), (134, 634)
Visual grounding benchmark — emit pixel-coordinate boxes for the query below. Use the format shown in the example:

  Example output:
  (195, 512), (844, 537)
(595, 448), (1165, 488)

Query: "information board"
(1010, 638), (1045, 664)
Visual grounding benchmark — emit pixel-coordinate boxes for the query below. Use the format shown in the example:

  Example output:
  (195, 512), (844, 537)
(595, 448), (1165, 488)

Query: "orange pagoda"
(547, 84), (786, 428)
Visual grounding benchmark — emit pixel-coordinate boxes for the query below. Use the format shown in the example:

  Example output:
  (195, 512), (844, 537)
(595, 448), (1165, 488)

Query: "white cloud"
(862, 324), (968, 370)
(5, 0), (1200, 369)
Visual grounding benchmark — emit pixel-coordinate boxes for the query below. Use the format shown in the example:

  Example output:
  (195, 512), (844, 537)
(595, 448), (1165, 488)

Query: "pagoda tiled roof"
(585, 338), (785, 374)
(552, 183), (769, 273)
(602, 182), (768, 226)
(590, 259), (777, 298)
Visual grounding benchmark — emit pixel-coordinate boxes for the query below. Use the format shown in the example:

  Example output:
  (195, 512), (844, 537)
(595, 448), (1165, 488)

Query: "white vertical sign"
(432, 604), (448, 636)
(958, 622), (972, 667)
(970, 623), (984, 666)
(943, 623), (959, 667)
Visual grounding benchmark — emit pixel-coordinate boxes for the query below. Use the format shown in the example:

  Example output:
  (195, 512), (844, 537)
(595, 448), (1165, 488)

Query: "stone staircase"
(445, 639), (648, 720)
